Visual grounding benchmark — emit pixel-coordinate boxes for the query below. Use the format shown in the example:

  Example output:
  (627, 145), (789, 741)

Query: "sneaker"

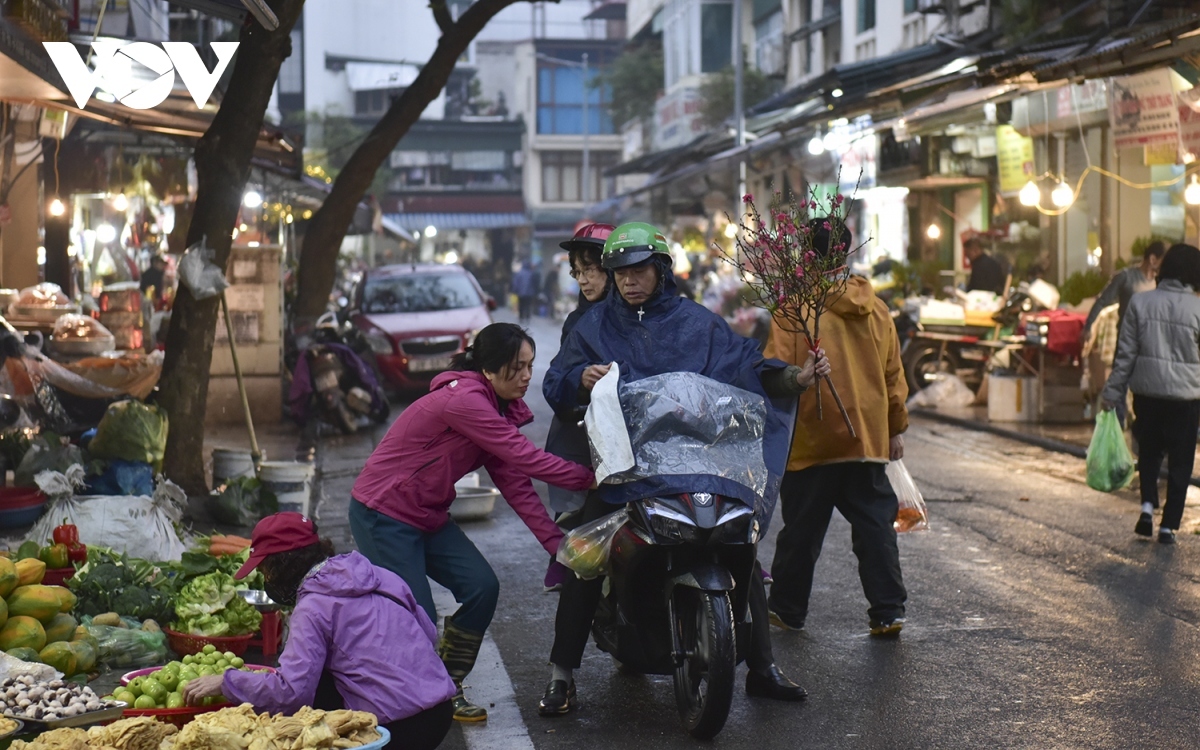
(1135, 512), (1154, 537)
(538, 679), (577, 716)
(1158, 528), (1176, 545)
(767, 609), (805, 631)
(869, 618), (905, 638)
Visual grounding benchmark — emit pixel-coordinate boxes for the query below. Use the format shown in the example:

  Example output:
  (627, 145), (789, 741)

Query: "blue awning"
(385, 213), (530, 231)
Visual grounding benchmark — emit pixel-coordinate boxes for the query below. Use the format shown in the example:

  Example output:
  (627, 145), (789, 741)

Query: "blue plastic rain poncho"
(543, 265), (794, 525)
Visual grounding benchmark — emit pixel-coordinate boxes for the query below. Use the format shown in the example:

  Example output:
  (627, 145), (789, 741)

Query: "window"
(362, 274), (482, 314)
(536, 64), (614, 135)
(700, 2), (732, 73)
(904, 0), (919, 12)
(356, 88), (401, 117)
(754, 10), (784, 76)
(857, 0), (875, 32)
(279, 29), (303, 94)
(541, 151), (618, 203)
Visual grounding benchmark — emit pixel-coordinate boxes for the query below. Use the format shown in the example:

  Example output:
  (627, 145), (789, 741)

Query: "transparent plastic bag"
(556, 509), (627, 580)
(1086, 410), (1135, 492)
(887, 460), (929, 533)
(82, 616), (168, 669)
(177, 237), (228, 301)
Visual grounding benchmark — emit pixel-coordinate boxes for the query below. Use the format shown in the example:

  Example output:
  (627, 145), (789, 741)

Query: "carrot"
(211, 534), (252, 546)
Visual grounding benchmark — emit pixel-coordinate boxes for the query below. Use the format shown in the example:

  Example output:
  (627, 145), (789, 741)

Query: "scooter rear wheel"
(672, 589), (735, 740)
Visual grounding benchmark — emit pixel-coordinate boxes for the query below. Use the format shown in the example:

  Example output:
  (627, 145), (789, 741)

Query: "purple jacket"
(223, 552), (456, 721)
(351, 370), (594, 555)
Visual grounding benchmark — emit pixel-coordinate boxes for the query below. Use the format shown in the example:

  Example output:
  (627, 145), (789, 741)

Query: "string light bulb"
(111, 193), (128, 211)
(926, 223), (942, 240)
(724, 223), (738, 239)
(48, 198), (65, 217)
(1051, 180), (1074, 209)
(1018, 180), (1040, 207)
(1185, 174), (1200, 206)
(807, 135), (825, 155)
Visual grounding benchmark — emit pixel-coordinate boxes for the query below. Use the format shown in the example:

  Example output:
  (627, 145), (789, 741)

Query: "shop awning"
(897, 83), (1029, 134)
(383, 212), (530, 231)
(378, 215), (416, 243)
(344, 62), (418, 92)
(788, 11), (840, 42)
(584, 2), (626, 21)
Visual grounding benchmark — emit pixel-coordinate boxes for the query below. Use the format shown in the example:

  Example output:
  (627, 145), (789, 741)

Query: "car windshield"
(362, 273), (481, 314)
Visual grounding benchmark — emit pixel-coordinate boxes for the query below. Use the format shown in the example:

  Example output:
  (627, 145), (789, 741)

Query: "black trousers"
(768, 463), (907, 626)
(518, 296), (535, 321)
(1133, 395), (1200, 531)
(314, 671), (453, 750)
(550, 492), (774, 672)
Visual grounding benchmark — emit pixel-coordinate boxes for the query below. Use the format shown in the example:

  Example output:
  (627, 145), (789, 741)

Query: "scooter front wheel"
(672, 588), (735, 740)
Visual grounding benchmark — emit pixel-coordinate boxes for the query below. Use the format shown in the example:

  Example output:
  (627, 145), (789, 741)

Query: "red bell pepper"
(66, 543), (87, 564)
(52, 519), (79, 547)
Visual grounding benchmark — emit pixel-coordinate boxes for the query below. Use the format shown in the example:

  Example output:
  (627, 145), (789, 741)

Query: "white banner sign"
(1110, 68), (1179, 150)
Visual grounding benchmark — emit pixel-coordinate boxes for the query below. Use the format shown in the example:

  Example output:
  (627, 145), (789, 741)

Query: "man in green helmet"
(538, 221), (830, 715)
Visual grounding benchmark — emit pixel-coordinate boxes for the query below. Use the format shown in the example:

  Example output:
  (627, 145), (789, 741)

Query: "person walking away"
(182, 513), (456, 750)
(543, 266), (561, 320)
(1082, 241), (1166, 426)
(766, 219), (911, 638)
(1101, 244), (1200, 544)
(539, 222), (822, 715)
(349, 323), (595, 722)
(963, 237), (1007, 295)
(513, 262), (539, 323)
(542, 224), (613, 592)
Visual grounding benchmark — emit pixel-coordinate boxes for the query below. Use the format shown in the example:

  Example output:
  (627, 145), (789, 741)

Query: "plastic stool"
(250, 610), (283, 659)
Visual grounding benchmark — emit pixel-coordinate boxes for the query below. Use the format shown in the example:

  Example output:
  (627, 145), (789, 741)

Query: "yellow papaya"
(0, 597), (6, 630)
(0, 616), (46, 652)
(43, 613), (77, 644)
(7, 585), (64, 622)
(67, 640), (95, 673)
(13, 559), (45, 586)
(53, 587), (76, 614)
(0, 558), (18, 598)
(38, 641), (77, 676)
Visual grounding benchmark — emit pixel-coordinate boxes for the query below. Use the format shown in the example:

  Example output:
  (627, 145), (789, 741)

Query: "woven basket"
(164, 629), (254, 657)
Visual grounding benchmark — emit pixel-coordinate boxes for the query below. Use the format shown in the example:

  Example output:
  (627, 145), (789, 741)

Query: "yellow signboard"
(996, 125), (1035, 195)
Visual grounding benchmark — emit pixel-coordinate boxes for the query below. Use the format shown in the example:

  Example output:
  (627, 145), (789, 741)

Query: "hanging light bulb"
(807, 134), (825, 155)
(111, 193), (128, 211)
(48, 198), (65, 217)
(1051, 180), (1074, 209)
(724, 223), (738, 239)
(243, 190), (264, 209)
(926, 223), (942, 240)
(1018, 180), (1041, 207)
(1185, 175), (1200, 206)
(95, 224), (117, 244)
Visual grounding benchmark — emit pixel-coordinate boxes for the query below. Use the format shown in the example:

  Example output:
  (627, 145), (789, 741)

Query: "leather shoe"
(745, 664), (807, 701)
(538, 679), (577, 716)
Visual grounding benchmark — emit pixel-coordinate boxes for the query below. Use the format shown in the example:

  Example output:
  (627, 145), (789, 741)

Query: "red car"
(351, 263), (496, 391)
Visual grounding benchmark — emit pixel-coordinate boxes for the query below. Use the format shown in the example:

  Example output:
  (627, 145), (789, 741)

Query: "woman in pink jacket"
(350, 322), (595, 723)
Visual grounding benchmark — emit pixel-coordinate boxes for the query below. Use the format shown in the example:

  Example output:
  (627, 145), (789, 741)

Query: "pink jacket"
(352, 370), (594, 555)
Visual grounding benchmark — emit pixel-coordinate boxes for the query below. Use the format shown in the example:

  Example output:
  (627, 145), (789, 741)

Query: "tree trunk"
(292, 0), (531, 323)
(158, 2), (305, 493)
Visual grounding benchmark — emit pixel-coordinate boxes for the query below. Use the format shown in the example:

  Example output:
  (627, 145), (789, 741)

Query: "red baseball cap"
(235, 512), (320, 579)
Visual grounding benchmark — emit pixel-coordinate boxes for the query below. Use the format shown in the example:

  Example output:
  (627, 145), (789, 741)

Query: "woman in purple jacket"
(349, 322), (595, 722)
(182, 513), (457, 750)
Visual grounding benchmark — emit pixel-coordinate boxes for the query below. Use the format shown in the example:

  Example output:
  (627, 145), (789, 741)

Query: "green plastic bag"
(1086, 410), (1135, 492)
(87, 400), (169, 472)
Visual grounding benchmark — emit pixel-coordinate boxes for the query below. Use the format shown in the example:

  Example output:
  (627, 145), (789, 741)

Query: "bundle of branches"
(715, 186), (865, 436)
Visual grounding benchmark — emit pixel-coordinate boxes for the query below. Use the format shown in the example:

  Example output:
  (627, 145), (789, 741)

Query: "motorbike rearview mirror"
(486, 296), (498, 311)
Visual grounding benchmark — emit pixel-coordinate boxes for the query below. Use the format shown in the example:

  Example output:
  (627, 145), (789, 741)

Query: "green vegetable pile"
(172, 571), (262, 637)
(87, 400), (169, 472)
(68, 549), (174, 622)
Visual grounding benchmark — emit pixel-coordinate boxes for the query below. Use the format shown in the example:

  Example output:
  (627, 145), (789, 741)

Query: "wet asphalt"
(313, 310), (1200, 750)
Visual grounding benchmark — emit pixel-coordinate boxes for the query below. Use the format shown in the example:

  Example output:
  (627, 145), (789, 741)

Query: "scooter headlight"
(643, 500), (703, 543)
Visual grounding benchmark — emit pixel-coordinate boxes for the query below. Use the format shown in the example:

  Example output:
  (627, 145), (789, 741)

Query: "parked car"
(350, 263), (496, 391)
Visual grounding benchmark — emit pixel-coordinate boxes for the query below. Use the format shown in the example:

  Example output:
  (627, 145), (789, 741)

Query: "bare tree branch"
(430, 0), (454, 34)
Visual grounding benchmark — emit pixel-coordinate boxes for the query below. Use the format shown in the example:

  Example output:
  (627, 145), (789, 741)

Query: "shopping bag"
(556, 508), (627, 579)
(887, 460), (929, 533)
(1086, 410), (1135, 492)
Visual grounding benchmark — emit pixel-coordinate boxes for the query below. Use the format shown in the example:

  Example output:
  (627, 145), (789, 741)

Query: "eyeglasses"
(569, 266), (604, 280)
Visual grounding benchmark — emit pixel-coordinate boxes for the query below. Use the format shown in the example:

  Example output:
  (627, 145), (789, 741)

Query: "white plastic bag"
(906, 374), (975, 410)
(0, 652), (62, 683)
(887, 460), (928, 532)
(25, 478), (188, 561)
(556, 509), (627, 579)
(584, 363), (635, 484)
(177, 237), (228, 301)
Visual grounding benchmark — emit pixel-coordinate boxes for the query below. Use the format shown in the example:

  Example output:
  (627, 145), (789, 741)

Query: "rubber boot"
(436, 616), (488, 722)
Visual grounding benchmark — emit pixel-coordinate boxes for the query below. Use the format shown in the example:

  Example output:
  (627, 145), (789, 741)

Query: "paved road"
(311, 310), (1200, 750)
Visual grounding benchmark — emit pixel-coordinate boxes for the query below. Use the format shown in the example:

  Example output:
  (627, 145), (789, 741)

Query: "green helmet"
(601, 222), (672, 270)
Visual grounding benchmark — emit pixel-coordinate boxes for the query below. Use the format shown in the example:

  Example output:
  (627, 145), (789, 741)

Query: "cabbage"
(87, 400), (169, 472)
(173, 571), (262, 636)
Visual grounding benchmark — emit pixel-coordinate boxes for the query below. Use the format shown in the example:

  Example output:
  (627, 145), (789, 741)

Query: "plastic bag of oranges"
(556, 509), (627, 579)
(887, 460), (929, 533)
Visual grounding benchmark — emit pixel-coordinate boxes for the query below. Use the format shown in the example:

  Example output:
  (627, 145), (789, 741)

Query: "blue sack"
(87, 459), (155, 496)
